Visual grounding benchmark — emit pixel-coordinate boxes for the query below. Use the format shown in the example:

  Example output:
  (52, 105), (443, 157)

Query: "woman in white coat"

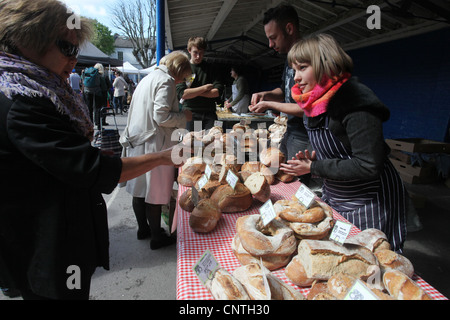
(121, 51), (192, 249)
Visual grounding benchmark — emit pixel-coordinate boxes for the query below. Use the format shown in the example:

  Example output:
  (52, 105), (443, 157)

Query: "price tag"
(294, 184), (316, 208)
(259, 199), (276, 226)
(226, 170), (239, 190)
(193, 250), (220, 286)
(344, 280), (379, 300)
(204, 164), (212, 180)
(329, 220), (352, 245)
(258, 122), (267, 129)
(191, 186), (199, 206)
(214, 120), (223, 127)
(197, 174), (209, 190)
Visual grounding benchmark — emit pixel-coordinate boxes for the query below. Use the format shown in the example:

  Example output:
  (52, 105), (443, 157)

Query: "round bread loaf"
(189, 198), (221, 233)
(259, 147), (285, 168)
(209, 183), (253, 213)
(236, 214), (297, 257)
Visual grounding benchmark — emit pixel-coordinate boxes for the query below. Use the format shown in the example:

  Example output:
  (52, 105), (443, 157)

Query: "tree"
(110, 0), (157, 68)
(90, 20), (116, 55)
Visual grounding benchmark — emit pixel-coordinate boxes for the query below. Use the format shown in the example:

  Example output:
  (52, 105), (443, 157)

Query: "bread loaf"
(244, 172), (271, 203)
(383, 270), (432, 300)
(307, 281), (336, 300)
(236, 215), (297, 257)
(179, 188), (209, 212)
(233, 263), (305, 300)
(210, 183), (253, 213)
(259, 147), (285, 168)
(285, 240), (377, 285)
(375, 249), (414, 278)
(178, 161), (205, 187)
(284, 255), (314, 287)
(327, 273), (394, 300)
(231, 234), (292, 271)
(345, 228), (391, 252)
(205, 268), (250, 300)
(188, 199), (221, 233)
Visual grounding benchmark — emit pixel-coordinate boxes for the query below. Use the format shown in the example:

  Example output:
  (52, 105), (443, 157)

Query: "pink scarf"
(291, 73), (351, 117)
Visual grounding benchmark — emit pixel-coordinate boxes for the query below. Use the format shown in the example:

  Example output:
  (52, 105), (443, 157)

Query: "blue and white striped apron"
(305, 116), (407, 252)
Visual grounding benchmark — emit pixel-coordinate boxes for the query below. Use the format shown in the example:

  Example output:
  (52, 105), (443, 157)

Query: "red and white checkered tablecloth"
(175, 180), (448, 300)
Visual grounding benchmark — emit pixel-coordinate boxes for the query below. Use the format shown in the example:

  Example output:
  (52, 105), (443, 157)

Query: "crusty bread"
(233, 263), (305, 300)
(259, 147), (285, 168)
(284, 255), (314, 287)
(177, 162), (205, 187)
(375, 249), (414, 278)
(285, 240), (377, 285)
(275, 170), (296, 183)
(345, 228), (391, 252)
(244, 172), (271, 203)
(188, 199), (221, 233)
(241, 161), (275, 184)
(383, 270), (432, 300)
(307, 281), (336, 300)
(231, 234), (292, 271)
(209, 183), (253, 213)
(236, 215), (297, 257)
(205, 268), (250, 300)
(327, 273), (395, 300)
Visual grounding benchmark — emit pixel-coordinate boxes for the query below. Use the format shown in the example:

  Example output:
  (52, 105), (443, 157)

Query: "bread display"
(383, 270), (432, 300)
(259, 146), (285, 168)
(189, 199), (221, 233)
(233, 263), (305, 300)
(285, 239), (377, 286)
(205, 268), (250, 300)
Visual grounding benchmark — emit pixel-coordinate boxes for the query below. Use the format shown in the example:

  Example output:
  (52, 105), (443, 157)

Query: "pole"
(156, 0), (165, 65)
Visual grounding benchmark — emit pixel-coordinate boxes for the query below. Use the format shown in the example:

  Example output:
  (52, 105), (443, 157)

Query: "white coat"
(120, 65), (187, 204)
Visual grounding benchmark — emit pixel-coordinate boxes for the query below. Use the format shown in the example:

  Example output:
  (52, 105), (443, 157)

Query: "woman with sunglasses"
(0, 0), (179, 300)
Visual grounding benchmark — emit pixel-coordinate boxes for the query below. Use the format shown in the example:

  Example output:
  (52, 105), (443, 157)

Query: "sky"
(61, 0), (122, 35)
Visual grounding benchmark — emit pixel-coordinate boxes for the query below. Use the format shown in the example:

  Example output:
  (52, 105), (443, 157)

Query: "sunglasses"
(55, 39), (80, 58)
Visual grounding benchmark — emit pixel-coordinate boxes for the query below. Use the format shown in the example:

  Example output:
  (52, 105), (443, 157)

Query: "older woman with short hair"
(121, 51), (192, 249)
(0, 0), (178, 300)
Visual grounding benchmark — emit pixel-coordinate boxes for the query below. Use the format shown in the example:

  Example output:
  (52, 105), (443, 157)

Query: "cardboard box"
(386, 138), (450, 154)
(389, 149), (411, 164)
(390, 158), (436, 178)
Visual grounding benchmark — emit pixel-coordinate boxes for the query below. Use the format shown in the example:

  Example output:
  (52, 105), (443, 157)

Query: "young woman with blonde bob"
(281, 34), (407, 252)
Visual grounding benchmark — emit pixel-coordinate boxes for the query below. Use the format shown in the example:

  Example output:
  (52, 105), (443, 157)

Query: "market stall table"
(175, 179), (448, 300)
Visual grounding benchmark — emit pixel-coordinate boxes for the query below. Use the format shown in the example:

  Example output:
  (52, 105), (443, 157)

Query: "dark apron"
(305, 116), (407, 252)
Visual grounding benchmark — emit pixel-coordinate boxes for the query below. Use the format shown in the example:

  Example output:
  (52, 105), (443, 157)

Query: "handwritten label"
(193, 250), (220, 286)
(259, 199), (276, 226)
(258, 122), (267, 129)
(197, 174), (209, 190)
(214, 120), (223, 127)
(329, 220), (353, 245)
(204, 164), (212, 179)
(226, 170), (239, 189)
(294, 184), (316, 208)
(344, 280), (379, 300)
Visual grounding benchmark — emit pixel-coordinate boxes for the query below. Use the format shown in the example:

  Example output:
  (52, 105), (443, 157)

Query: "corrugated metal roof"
(165, 0), (449, 71)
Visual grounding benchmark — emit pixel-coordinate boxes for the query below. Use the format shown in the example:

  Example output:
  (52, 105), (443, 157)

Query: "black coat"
(0, 93), (122, 299)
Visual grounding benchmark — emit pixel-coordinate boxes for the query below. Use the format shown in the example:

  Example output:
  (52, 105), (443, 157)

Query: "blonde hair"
(0, 0), (92, 55)
(94, 63), (105, 75)
(288, 33), (353, 82)
(187, 37), (207, 51)
(160, 51), (191, 80)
